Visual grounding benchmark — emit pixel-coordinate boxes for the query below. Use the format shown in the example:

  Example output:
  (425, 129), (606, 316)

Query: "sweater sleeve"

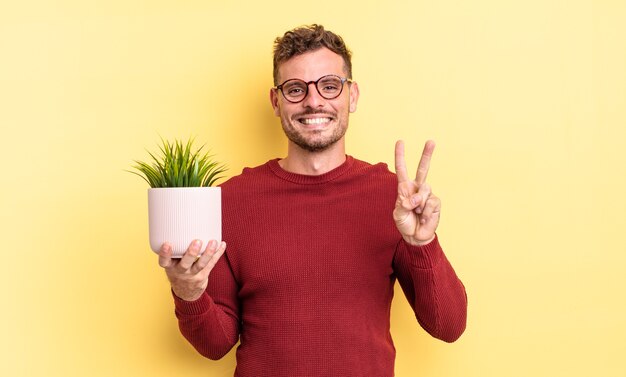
(173, 253), (240, 359)
(393, 234), (467, 342)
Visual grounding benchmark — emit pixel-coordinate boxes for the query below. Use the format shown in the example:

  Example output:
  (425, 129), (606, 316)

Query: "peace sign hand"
(393, 140), (441, 246)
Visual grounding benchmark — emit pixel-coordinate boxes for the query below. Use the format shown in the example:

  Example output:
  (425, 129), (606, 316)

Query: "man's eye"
(287, 87), (305, 94)
(319, 79), (341, 92)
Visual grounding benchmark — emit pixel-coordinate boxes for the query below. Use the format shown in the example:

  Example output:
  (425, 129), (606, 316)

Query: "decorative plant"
(129, 138), (226, 188)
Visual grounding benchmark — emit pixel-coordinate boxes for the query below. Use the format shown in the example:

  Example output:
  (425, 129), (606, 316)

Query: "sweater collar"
(267, 155), (355, 185)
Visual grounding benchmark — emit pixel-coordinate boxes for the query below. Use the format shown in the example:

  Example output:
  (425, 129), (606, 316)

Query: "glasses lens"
(316, 76), (344, 99)
(281, 80), (308, 102)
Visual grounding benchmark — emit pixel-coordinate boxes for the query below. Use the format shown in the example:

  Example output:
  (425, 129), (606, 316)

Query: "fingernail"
(209, 240), (217, 249)
(193, 240), (201, 249)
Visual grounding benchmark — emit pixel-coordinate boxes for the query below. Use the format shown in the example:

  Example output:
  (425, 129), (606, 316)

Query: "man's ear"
(270, 88), (280, 117)
(349, 81), (360, 113)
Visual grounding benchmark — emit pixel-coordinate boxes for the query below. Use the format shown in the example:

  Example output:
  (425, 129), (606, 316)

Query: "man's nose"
(301, 82), (325, 108)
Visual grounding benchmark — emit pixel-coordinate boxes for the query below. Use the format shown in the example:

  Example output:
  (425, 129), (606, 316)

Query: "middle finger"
(178, 240), (203, 270)
(190, 240), (218, 275)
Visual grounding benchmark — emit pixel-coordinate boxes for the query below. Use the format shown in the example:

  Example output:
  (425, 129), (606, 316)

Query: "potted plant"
(128, 138), (226, 258)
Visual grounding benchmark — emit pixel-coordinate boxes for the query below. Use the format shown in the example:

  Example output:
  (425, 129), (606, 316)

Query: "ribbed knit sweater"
(173, 156), (467, 377)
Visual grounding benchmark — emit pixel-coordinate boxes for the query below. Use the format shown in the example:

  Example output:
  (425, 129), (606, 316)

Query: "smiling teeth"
(301, 118), (331, 125)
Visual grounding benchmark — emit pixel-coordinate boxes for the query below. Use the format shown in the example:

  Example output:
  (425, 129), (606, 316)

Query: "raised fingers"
(395, 140), (410, 183)
(416, 140), (435, 185)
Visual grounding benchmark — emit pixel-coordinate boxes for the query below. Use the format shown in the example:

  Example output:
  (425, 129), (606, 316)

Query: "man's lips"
(298, 117), (332, 125)
(295, 113), (335, 125)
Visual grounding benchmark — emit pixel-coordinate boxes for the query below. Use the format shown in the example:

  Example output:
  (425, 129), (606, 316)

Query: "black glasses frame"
(275, 74), (352, 103)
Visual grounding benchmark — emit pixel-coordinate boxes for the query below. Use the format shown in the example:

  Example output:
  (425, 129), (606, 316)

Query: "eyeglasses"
(275, 74), (352, 103)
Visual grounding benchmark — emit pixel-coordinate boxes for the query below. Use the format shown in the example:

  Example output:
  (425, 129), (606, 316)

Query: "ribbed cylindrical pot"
(148, 187), (221, 258)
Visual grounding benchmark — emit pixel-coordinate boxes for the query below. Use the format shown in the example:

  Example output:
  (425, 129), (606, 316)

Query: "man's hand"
(393, 140), (441, 246)
(158, 239), (227, 301)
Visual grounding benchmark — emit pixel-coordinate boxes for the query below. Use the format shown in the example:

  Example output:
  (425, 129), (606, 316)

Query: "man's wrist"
(172, 287), (204, 302)
(404, 235), (436, 247)
(172, 289), (212, 315)
(401, 234), (442, 268)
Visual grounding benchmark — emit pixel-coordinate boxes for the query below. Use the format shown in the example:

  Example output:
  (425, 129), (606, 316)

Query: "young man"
(158, 24), (467, 376)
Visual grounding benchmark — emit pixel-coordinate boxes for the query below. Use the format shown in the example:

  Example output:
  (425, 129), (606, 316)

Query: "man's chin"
(282, 120), (347, 153)
(293, 139), (333, 153)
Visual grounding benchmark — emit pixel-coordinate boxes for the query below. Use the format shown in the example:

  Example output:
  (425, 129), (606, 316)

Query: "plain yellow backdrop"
(1, 1), (625, 376)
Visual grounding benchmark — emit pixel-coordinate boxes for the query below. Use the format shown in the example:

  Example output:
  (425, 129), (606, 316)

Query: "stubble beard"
(280, 110), (348, 153)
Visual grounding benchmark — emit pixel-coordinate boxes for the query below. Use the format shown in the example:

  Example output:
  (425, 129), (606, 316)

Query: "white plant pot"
(148, 187), (221, 258)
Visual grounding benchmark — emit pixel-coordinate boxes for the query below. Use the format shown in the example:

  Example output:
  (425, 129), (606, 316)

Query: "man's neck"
(278, 142), (346, 176)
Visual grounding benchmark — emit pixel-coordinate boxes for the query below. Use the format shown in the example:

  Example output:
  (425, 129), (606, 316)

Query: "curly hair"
(273, 24), (352, 85)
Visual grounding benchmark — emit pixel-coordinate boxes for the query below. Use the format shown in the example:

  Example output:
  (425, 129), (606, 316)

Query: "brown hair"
(273, 24), (352, 85)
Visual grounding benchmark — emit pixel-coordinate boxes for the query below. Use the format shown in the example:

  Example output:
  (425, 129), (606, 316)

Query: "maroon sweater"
(173, 156), (467, 376)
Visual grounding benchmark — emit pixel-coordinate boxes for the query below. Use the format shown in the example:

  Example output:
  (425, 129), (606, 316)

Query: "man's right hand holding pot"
(158, 240), (227, 301)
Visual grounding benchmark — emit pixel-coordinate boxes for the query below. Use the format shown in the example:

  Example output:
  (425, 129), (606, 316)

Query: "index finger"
(415, 140), (436, 184)
(394, 140), (410, 183)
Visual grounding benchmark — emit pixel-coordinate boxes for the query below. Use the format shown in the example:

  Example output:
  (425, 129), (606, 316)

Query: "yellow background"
(2, 1), (625, 376)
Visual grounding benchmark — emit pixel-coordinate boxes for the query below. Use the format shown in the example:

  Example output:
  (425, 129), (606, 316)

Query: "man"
(158, 24), (467, 376)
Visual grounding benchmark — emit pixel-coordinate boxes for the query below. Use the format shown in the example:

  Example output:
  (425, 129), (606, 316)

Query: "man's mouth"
(297, 117), (333, 125)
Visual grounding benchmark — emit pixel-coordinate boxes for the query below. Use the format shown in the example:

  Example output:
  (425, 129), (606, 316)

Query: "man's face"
(270, 47), (359, 153)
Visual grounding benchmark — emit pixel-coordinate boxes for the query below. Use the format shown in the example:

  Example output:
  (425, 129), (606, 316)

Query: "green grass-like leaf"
(127, 138), (227, 188)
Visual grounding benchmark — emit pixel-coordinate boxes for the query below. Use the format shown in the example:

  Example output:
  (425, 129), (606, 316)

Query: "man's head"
(270, 25), (359, 154)
(273, 24), (352, 86)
